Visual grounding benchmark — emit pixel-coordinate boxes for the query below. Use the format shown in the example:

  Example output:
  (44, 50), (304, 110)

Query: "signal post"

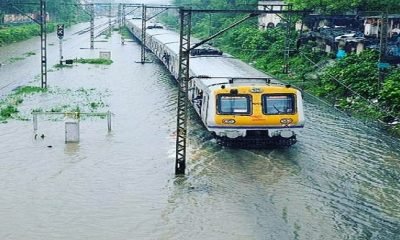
(57, 24), (64, 65)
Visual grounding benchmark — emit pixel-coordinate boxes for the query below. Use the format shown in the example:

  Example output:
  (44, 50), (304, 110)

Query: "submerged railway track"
(0, 19), (399, 240)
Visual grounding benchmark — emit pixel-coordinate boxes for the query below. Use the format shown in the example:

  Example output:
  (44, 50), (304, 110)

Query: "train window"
(217, 95), (251, 115)
(262, 94), (295, 115)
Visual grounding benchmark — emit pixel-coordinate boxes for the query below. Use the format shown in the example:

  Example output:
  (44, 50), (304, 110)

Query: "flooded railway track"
(0, 22), (399, 240)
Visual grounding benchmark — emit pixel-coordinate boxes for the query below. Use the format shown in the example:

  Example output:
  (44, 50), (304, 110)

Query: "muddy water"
(0, 20), (109, 94)
(0, 24), (399, 240)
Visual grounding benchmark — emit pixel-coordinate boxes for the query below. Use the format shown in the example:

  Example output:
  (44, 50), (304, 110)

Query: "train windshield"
(218, 95), (251, 115)
(262, 94), (295, 115)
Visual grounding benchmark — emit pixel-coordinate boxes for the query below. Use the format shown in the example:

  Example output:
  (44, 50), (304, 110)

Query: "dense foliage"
(316, 51), (380, 99)
(0, 23), (55, 46)
(172, 0), (400, 13)
(0, 0), (86, 23)
(169, 0), (400, 125)
(380, 71), (400, 113)
(286, 0), (400, 13)
(0, 0), (88, 46)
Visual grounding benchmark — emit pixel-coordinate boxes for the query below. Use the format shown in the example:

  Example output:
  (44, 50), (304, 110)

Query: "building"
(258, 0), (287, 30)
(363, 14), (400, 38)
(298, 15), (365, 55)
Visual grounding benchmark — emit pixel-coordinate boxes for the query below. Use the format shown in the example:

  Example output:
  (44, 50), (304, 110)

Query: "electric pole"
(40, 0), (47, 88)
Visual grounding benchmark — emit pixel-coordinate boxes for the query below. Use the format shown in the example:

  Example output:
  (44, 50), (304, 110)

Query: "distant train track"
(73, 19), (117, 36)
(73, 22), (108, 35)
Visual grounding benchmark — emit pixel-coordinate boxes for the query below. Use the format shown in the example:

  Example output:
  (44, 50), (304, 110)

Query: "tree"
(285, 0), (400, 13)
(2, 0), (85, 24)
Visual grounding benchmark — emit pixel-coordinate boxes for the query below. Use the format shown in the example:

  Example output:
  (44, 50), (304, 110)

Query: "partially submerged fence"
(32, 111), (112, 142)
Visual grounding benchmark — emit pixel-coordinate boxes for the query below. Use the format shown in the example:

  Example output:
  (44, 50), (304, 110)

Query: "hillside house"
(258, 0), (287, 29)
(363, 14), (400, 38)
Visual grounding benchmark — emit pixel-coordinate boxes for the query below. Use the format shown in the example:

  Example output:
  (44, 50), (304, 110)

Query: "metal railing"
(32, 111), (113, 132)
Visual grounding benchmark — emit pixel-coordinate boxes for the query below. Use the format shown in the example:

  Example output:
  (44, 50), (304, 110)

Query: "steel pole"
(90, 4), (94, 49)
(283, 4), (293, 74)
(122, 4), (126, 27)
(175, 8), (191, 175)
(109, 4), (112, 36)
(118, 4), (121, 29)
(40, 0), (47, 88)
(141, 4), (147, 63)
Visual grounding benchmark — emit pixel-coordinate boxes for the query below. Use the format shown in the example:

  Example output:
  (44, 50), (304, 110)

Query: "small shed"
(258, 0), (287, 30)
(363, 14), (400, 38)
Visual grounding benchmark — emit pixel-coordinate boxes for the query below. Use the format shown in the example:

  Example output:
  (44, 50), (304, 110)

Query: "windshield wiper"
(273, 105), (281, 113)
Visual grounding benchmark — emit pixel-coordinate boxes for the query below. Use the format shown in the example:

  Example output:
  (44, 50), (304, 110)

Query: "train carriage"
(126, 19), (305, 146)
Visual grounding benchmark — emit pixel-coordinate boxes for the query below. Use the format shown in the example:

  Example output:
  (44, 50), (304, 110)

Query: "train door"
(201, 94), (209, 123)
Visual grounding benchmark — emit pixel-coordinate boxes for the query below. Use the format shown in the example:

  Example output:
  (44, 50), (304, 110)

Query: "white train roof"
(190, 56), (266, 78)
(128, 19), (279, 88)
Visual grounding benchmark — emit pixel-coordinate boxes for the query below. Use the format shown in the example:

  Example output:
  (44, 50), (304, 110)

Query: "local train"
(126, 19), (305, 146)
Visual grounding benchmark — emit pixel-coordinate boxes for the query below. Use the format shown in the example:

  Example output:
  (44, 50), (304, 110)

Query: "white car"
(335, 33), (365, 42)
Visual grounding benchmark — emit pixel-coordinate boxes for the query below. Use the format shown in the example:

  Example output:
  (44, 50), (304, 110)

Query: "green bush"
(0, 23), (55, 46)
(380, 70), (400, 113)
(0, 105), (18, 119)
(77, 58), (113, 65)
(316, 51), (380, 98)
(13, 86), (47, 95)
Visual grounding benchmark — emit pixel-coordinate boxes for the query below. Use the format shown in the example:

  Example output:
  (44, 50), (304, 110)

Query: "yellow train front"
(191, 78), (305, 147)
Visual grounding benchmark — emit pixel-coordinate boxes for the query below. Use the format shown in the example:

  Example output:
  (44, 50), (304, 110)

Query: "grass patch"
(13, 86), (47, 95)
(0, 105), (18, 119)
(54, 63), (74, 69)
(89, 100), (105, 110)
(90, 102), (99, 109)
(32, 108), (43, 113)
(120, 27), (133, 40)
(8, 57), (25, 63)
(15, 98), (23, 105)
(50, 107), (63, 112)
(76, 58), (113, 65)
(0, 86), (109, 123)
(0, 86), (46, 121)
(24, 51), (36, 57)
(72, 106), (81, 113)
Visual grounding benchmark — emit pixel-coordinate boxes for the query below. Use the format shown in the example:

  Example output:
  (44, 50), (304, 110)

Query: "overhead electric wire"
(73, 20), (111, 35)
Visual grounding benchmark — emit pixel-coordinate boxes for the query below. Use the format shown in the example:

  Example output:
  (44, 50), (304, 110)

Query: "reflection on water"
(64, 142), (80, 156)
(0, 27), (399, 240)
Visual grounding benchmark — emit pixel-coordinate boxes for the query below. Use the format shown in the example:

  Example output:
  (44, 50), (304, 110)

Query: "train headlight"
(222, 119), (236, 124)
(280, 118), (293, 125)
